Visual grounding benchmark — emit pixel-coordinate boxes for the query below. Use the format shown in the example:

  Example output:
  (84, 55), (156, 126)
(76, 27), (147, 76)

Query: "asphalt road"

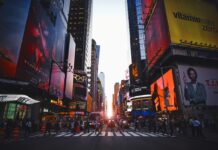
(1, 131), (218, 150)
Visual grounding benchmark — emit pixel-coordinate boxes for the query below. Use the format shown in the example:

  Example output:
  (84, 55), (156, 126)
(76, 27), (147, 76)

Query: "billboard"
(178, 65), (218, 106)
(164, 0), (218, 48)
(49, 63), (65, 99)
(73, 70), (87, 101)
(16, 1), (56, 91)
(65, 34), (76, 99)
(141, 0), (154, 24)
(0, 0), (31, 78)
(150, 69), (178, 111)
(145, 0), (170, 69)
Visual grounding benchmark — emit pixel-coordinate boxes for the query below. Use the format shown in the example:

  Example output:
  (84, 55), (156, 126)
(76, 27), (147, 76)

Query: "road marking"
(55, 132), (68, 137)
(144, 132), (158, 137)
(64, 133), (74, 137)
(122, 132), (131, 136)
(128, 132), (140, 137)
(136, 132), (149, 137)
(74, 132), (84, 137)
(115, 132), (122, 136)
(107, 132), (114, 136)
(82, 132), (92, 136)
(90, 132), (98, 136)
(99, 132), (106, 136)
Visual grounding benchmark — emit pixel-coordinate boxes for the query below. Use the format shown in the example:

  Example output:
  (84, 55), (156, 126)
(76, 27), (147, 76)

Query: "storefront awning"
(0, 94), (40, 105)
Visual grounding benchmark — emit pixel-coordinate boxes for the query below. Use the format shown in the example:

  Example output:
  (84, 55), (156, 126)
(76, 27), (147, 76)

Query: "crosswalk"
(30, 130), (175, 138)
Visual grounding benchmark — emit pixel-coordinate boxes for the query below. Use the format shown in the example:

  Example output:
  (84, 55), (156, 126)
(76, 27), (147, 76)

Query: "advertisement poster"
(150, 69), (178, 111)
(164, 0), (218, 48)
(16, 1), (55, 91)
(0, 0), (31, 78)
(49, 63), (65, 99)
(178, 65), (218, 106)
(65, 34), (76, 99)
(145, 0), (170, 69)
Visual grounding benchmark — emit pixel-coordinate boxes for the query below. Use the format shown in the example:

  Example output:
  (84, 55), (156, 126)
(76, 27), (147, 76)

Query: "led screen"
(0, 0), (31, 78)
(150, 69), (178, 111)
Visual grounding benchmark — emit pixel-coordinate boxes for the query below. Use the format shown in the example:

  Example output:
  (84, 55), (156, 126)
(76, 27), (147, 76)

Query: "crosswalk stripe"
(107, 132), (114, 136)
(115, 132), (122, 136)
(64, 133), (74, 137)
(90, 132), (98, 136)
(31, 131), (176, 138)
(154, 133), (165, 137)
(122, 132), (131, 136)
(143, 133), (158, 137)
(82, 132), (92, 136)
(74, 132), (84, 137)
(99, 132), (106, 136)
(128, 132), (140, 137)
(136, 132), (149, 137)
(55, 132), (68, 137)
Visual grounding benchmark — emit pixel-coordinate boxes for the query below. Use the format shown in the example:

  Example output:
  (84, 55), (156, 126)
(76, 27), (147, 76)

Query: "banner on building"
(150, 69), (178, 111)
(164, 0), (218, 49)
(178, 65), (218, 106)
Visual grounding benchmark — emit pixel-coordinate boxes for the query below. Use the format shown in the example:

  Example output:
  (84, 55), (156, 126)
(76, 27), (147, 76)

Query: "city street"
(1, 129), (218, 150)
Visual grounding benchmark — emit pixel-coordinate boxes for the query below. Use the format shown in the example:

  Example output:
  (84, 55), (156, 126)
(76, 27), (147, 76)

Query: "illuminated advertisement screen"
(129, 63), (139, 85)
(65, 35), (76, 99)
(164, 0), (218, 48)
(150, 69), (178, 111)
(132, 100), (152, 111)
(178, 65), (218, 106)
(73, 70), (87, 101)
(127, 101), (132, 112)
(49, 63), (65, 99)
(0, 0), (31, 78)
(16, 1), (56, 91)
(141, 0), (153, 24)
(145, 0), (170, 69)
(69, 101), (86, 111)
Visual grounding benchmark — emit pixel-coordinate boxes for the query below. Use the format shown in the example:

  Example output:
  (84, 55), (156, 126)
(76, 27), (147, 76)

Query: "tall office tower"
(126, 0), (146, 86)
(68, 0), (93, 72)
(90, 39), (99, 110)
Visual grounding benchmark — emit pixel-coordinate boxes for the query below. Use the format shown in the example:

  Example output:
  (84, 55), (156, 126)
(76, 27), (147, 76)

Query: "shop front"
(0, 94), (39, 123)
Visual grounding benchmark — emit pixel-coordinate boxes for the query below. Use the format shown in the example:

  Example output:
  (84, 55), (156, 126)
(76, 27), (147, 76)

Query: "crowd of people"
(0, 115), (217, 140)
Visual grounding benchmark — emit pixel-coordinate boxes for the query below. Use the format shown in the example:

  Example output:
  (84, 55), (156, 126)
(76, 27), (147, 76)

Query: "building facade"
(143, 0), (218, 124)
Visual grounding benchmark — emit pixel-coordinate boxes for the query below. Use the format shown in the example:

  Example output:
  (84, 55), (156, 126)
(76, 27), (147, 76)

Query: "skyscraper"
(126, 0), (146, 87)
(68, 0), (93, 72)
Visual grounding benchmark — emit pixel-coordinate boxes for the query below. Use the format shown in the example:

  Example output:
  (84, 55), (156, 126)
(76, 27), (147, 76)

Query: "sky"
(92, 0), (131, 112)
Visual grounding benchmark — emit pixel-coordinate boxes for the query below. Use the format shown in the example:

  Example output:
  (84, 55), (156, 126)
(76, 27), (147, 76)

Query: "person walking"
(44, 120), (52, 136)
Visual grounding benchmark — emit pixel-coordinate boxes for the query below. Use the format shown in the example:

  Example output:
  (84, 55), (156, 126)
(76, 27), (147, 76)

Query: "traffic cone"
(40, 124), (46, 135)
(12, 127), (20, 140)
(0, 127), (4, 140)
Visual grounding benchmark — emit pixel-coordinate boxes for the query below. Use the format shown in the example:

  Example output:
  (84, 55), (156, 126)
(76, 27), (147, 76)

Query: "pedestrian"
(169, 119), (174, 136)
(4, 119), (13, 141)
(45, 120), (52, 136)
(25, 119), (32, 137)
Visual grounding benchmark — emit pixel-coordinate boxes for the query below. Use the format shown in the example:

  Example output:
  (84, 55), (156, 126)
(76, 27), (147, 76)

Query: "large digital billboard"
(141, 0), (154, 24)
(150, 69), (178, 111)
(164, 0), (218, 49)
(0, 0), (31, 78)
(73, 70), (87, 101)
(178, 65), (218, 106)
(145, 0), (170, 69)
(16, 1), (56, 91)
(49, 63), (65, 99)
(65, 34), (76, 99)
